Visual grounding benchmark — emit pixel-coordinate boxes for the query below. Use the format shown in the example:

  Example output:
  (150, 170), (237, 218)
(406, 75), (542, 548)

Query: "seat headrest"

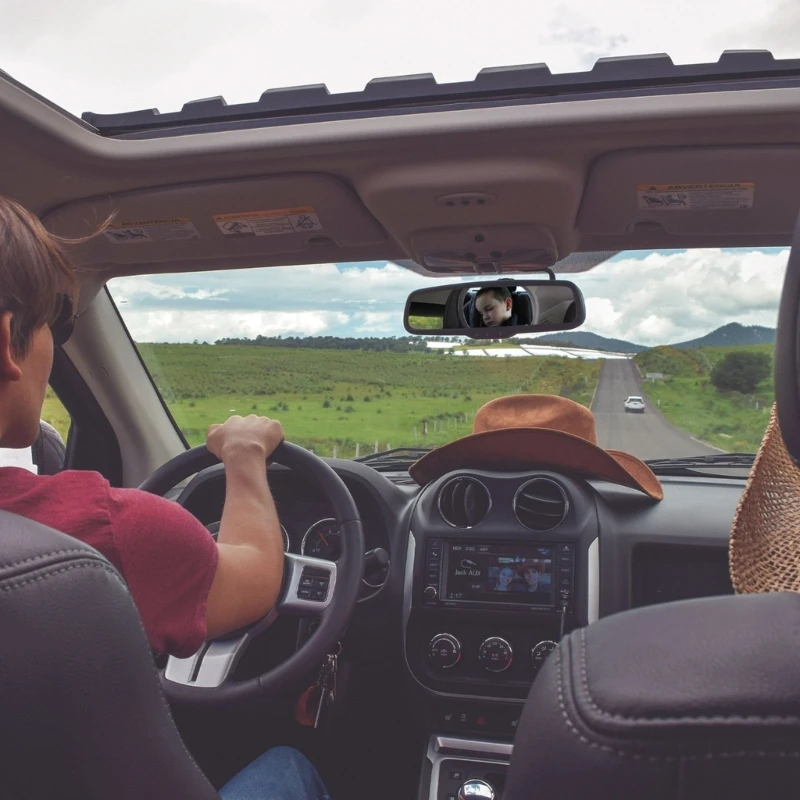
(504, 593), (800, 800)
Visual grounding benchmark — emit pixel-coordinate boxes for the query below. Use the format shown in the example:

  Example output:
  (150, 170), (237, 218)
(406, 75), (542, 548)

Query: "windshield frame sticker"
(213, 206), (323, 237)
(103, 217), (200, 243)
(636, 182), (754, 211)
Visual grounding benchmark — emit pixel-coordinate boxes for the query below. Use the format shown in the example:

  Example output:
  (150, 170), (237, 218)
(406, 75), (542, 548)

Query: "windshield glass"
(108, 247), (784, 461)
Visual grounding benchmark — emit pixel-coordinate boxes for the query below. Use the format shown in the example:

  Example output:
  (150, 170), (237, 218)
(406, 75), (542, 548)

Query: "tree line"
(214, 335), (430, 352)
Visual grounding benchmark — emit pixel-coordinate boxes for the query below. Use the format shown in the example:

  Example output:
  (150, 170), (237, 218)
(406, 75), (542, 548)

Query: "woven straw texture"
(730, 404), (800, 594)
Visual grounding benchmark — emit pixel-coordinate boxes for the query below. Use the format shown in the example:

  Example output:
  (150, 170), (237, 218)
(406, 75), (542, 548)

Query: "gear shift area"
(424, 736), (510, 800)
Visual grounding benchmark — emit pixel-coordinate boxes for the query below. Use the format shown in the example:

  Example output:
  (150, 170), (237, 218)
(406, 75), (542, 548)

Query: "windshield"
(108, 248), (783, 462)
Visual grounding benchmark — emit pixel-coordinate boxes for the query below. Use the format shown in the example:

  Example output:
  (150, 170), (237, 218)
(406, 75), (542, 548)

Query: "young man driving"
(0, 196), (331, 800)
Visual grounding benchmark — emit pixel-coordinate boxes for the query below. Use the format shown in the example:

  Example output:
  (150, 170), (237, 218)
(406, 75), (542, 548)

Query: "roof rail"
(81, 50), (800, 137)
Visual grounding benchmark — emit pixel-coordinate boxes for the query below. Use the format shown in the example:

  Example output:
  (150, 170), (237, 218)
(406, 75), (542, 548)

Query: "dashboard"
(175, 459), (741, 740)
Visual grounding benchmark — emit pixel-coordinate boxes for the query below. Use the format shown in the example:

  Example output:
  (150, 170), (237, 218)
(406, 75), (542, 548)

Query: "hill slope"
(528, 331), (645, 353)
(672, 323), (775, 349)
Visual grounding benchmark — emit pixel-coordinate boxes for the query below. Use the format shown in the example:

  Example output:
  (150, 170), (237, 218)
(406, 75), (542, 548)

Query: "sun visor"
(43, 173), (387, 270)
(578, 147), (800, 242)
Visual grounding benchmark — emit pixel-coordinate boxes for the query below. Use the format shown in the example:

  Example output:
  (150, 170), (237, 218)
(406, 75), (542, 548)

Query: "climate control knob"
(428, 633), (462, 669)
(531, 640), (558, 674)
(478, 637), (513, 673)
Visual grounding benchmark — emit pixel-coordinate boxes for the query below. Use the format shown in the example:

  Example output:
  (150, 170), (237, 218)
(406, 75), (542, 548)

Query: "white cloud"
(0, 0), (795, 117)
(121, 308), (350, 342)
(577, 248), (787, 345)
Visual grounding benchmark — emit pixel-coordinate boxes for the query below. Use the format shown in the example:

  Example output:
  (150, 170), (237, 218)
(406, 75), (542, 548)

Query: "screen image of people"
(488, 556), (552, 596)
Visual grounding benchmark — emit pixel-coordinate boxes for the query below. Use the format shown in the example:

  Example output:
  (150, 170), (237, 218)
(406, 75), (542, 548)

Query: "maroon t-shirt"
(0, 466), (219, 657)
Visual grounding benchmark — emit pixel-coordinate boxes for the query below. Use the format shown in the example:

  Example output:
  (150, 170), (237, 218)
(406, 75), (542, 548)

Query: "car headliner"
(1, 51), (799, 310)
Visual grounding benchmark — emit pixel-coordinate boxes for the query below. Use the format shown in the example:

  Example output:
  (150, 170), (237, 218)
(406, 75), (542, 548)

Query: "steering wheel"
(138, 441), (365, 710)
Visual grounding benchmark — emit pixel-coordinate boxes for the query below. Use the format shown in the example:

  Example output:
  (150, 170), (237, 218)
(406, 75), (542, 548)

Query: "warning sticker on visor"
(103, 218), (200, 243)
(636, 183), (754, 211)
(213, 207), (323, 236)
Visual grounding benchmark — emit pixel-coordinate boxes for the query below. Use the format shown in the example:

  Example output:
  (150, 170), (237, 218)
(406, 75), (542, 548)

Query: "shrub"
(711, 351), (771, 394)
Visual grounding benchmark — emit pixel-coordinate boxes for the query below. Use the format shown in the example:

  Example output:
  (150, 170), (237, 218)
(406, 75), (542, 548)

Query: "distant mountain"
(528, 331), (646, 354)
(672, 323), (775, 349)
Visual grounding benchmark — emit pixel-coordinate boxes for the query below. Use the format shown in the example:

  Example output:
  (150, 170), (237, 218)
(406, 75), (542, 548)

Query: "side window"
(0, 387), (71, 474)
(41, 386), (71, 443)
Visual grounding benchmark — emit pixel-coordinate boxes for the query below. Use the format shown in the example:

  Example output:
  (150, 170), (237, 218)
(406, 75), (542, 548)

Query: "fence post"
(387, 443), (391, 451)
(424, 422), (428, 435)
(332, 446), (338, 459)
(413, 426), (418, 441)
(355, 442), (360, 458)
(374, 439), (379, 453)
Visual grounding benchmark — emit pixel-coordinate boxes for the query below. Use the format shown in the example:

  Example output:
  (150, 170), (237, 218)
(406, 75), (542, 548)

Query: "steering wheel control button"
(531, 640), (558, 673)
(298, 566), (331, 602)
(478, 637), (513, 672)
(428, 633), (462, 669)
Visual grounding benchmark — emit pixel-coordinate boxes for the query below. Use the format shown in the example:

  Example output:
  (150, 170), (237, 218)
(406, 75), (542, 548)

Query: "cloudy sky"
(107, 249), (788, 347)
(3, 0), (796, 345)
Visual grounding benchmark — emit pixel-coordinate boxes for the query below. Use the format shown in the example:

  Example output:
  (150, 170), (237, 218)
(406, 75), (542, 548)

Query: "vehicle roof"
(1, 49), (799, 308)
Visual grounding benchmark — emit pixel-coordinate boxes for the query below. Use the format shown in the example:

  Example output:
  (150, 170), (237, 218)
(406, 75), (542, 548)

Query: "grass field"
(128, 344), (602, 456)
(635, 344), (774, 453)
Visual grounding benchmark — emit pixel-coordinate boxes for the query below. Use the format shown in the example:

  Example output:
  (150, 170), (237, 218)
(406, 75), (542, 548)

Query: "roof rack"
(81, 50), (800, 138)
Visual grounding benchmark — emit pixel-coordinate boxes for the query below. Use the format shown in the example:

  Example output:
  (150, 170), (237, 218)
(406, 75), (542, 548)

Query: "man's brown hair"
(0, 196), (77, 357)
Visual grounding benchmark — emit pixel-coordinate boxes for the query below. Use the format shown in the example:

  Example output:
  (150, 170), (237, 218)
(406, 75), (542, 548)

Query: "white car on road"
(624, 396), (646, 413)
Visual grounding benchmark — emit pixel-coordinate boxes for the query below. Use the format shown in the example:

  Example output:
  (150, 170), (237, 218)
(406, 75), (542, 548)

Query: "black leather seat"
(504, 593), (800, 800)
(0, 509), (221, 799)
(32, 420), (66, 475)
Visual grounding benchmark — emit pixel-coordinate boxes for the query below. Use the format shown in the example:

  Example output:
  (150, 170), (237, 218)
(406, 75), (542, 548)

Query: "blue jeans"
(219, 746), (331, 800)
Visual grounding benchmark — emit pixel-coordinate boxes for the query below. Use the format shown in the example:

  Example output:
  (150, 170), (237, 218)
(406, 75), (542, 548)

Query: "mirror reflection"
(405, 281), (583, 336)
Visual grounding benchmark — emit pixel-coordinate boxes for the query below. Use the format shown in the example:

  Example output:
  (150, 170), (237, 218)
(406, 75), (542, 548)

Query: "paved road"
(591, 359), (718, 461)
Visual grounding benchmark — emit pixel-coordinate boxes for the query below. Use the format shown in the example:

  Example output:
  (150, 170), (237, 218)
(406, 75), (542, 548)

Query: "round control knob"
(478, 636), (513, 673)
(428, 633), (462, 669)
(458, 779), (495, 800)
(423, 585), (438, 601)
(531, 639), (558, 673)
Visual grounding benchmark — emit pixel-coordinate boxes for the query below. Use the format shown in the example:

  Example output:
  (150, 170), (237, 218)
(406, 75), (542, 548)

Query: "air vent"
(437, 477), (491, 528)
(513, 478), (568, 531)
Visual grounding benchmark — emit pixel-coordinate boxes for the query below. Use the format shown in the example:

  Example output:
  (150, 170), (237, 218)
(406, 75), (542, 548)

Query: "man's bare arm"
(203, 416), (285, 639)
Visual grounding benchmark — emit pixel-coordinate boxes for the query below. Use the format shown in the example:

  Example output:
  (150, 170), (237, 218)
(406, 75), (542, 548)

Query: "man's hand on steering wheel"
(206, 414), (285, 463)
(138, 431), (365, 710)
(204, 415), (289, 641)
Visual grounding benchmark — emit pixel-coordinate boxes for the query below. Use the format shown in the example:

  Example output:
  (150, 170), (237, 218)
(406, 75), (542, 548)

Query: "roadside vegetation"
(121, 343), (601, 456)
(635, 344), (773, 453)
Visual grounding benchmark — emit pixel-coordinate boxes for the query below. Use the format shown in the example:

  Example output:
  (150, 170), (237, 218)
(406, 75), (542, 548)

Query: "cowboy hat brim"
(408, 427), (664, 500)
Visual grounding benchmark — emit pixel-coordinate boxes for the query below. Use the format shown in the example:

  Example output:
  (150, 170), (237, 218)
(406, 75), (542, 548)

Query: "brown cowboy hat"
(409, 394), (663, 501)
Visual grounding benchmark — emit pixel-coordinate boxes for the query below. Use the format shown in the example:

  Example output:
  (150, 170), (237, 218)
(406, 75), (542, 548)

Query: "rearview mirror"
(403, 279), (585, 339)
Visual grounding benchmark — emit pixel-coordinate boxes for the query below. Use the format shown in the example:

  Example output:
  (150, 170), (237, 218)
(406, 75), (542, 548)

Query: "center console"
(405, 470), (599, 746)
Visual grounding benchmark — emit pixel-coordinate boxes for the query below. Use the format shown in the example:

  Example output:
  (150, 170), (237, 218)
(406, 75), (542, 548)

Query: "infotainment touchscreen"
(443, 542), (556, 607)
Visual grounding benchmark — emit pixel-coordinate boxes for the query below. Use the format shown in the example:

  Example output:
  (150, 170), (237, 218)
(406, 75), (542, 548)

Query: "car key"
(313, 652), (338, 729)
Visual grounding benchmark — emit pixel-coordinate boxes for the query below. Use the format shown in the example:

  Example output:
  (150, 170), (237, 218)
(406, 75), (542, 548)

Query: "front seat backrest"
(31, 419), (66, 475)
(0, 510), (220, 800)
(504, 592), (800, 800)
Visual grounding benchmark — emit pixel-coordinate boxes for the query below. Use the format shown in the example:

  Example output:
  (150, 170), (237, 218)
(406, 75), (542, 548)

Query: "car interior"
(4, 49), (800, 799)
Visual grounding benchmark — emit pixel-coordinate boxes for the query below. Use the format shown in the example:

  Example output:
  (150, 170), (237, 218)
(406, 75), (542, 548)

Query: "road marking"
(691, 437), (726, 454)
(590, 360), (604, 411)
